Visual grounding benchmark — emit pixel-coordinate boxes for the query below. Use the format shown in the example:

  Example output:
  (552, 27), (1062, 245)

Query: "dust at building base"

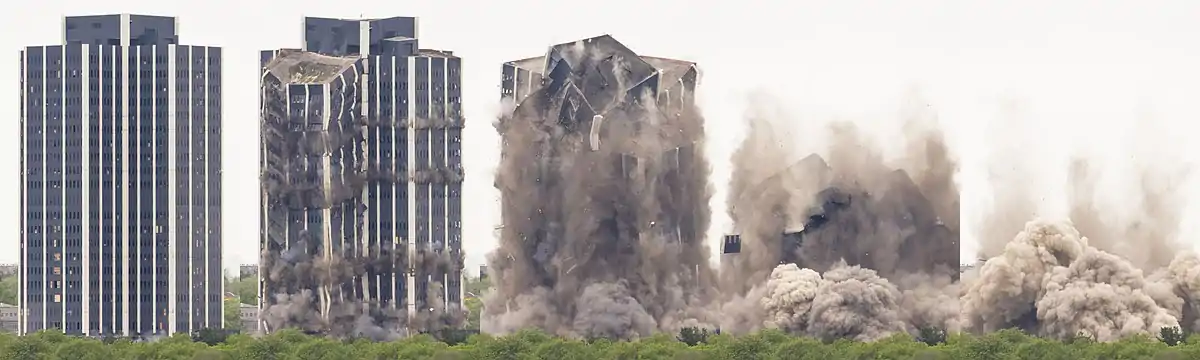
(258, 17), (467, 339)
(486, 35), (719, 339)
(259, 45), (465, 339)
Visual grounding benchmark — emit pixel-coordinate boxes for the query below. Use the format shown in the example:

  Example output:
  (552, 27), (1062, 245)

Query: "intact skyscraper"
(259, 16), (464, 336)
(18, 14), (223, 336)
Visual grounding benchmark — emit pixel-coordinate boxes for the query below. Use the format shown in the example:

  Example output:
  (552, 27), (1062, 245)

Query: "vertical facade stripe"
(132, 44), (141, 333)
(150, 44), (158, 333)
(109, 44), (117, 334)
(81, 44), (91, 333)
(424, 57), (432, 309)
(202, 45), (210, 329)
(18, 49), (26, 335)
(186, 45), (195, 332)
(40, 47), (47, 330)
(441, 58), (450, 307)
(405, 56), (416, 319)
(59, 45), (66, 329)
(166, 44), (177, 334)
(120, 23), (131, 337)
(120, 42), (129, 336)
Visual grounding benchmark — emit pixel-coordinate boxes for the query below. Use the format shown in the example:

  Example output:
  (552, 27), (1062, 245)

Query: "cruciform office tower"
(259, 16), (465, 336)
(18, 14), (223, 336)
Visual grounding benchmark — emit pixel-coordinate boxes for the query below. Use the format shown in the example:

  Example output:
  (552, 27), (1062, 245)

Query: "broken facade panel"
(259, 16), (464, 338)
(259, 49), (371, 334)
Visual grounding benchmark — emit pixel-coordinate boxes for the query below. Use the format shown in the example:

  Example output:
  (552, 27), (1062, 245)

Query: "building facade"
(19, 14), (223, 336)
(0, 303), (16, 332)
(238, 303), (258, 334)
(259, 16), (464, 335)
(237, 264), (257, 280)
(0, 264), (16, 279)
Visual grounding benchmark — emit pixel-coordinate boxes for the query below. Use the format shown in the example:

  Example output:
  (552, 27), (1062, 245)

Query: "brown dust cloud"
(481, 48), (1200, 342)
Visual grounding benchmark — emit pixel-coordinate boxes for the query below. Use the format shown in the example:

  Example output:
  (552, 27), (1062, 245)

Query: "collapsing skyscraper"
(486, 35), (718, 338)
(722, 149), (961, 295)
(259, 16), (464, 337)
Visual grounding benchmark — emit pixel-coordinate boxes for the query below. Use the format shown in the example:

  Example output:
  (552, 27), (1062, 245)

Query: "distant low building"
(0, 264), (15, 279)
(0, 303), (17, 332)
(239, 303), (259, 334)
(239, 265), (259, 280)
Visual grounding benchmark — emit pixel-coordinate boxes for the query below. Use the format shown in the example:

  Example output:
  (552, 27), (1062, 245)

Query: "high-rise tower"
(18, 14), (223, 336)
(259, 16), (464, 336)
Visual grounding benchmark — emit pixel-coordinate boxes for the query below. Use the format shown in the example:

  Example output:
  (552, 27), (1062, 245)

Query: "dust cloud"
(961, 116), (1200, 341)
(482, 40), (718, 340)
(480, 39), (1198, 342)
(719, 97), (962, 340)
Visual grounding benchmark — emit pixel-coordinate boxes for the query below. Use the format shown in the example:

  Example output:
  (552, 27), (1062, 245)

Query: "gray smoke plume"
(720, 97), (962, 338)
(963, 113), (1200, 341)
(484, 38), (718, 339)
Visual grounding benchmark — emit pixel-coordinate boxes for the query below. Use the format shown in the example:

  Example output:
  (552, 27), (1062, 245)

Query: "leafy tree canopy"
(0, 326), (1198, 359)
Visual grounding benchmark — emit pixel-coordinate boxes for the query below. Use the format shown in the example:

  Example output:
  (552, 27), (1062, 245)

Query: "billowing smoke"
(761, 262), (909, 342)
(483, 37), (719, 340)
(960, 115), (1200, 341)
(961, 219), (1181, 341)
(719, 97), (962, 339)
(482, 38), (1199, 342)
(720, 96), (1200, 343)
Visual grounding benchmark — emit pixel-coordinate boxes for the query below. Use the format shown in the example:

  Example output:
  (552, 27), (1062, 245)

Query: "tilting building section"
(501, 36), (699, 130)
(497, 35), (708, 284)
(722, 154), (960, 279)
(19, 14), (223, 337)
(260, 16), (464, 335)
(259, 50), (367, 333)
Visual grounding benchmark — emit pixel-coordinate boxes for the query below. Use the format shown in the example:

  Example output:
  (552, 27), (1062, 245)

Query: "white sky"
(2, 0), (1199, 273)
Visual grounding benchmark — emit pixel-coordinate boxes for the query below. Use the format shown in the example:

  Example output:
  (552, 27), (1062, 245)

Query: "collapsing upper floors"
(257, 16), (466, 336)
(492, 35), (712, 282)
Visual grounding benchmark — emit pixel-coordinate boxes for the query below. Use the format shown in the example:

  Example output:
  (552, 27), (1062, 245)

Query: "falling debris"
(259, 47), (466, 339)
(717, 96), (962, 337)
(486, 35), (719, 339)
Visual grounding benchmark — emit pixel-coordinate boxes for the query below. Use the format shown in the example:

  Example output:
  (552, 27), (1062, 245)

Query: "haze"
(1, 0), (1198, 272)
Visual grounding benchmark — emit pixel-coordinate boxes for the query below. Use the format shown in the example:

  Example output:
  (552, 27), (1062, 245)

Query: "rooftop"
(547, 35), (659, 93)
(508, 56), (547, 73)
(642, 56), (698, 86)
(311, 15), (416, 22)
(264, 50), (360, 84)
(506, 38), (698, 89)
(417, 49), (458, 58)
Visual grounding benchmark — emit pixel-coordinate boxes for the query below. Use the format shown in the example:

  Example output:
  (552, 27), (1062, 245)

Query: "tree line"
(2, 327), (1200, 360)
(8, 275), (1200, 358)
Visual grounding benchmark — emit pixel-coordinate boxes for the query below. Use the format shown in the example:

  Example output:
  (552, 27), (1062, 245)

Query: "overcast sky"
(2, 0), (1199, 273)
